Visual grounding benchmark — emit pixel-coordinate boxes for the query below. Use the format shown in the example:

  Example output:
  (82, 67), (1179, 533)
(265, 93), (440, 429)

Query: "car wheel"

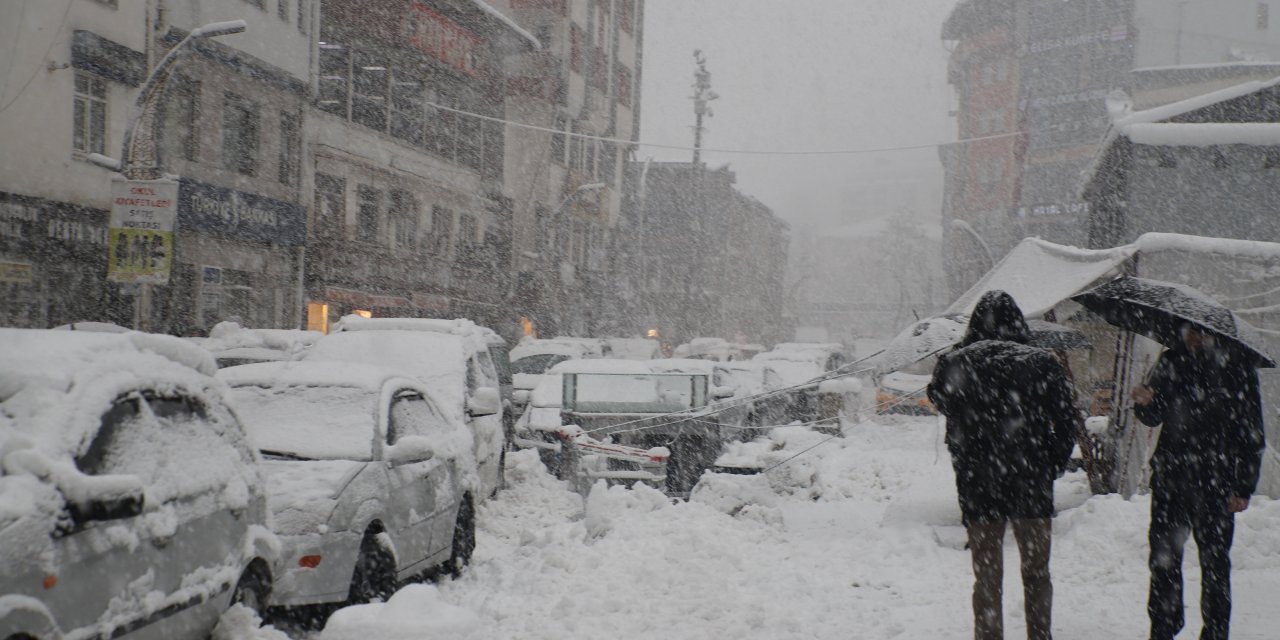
(230, 560), (272, 617)
(448, 496), (476, 579)
(348, 531), (397, 604)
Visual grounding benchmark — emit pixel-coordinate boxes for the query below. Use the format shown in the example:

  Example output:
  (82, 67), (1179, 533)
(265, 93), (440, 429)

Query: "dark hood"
(959, 290), (1030, 347)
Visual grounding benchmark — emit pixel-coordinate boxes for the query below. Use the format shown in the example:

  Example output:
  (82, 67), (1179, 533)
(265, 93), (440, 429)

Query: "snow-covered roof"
(944, 237), (1136, 318)
(1115, 75), (1280, 128)
(510, 342), (588, 361)
(547, 358), (653, 376)
(603, 337), (661, 360)
(301, 330), (469, 410)
(647, 359), (719, 375)
(217, 360), (401, 392)
(334, 315), (497, 351)
(1124, 122), (1280, 147)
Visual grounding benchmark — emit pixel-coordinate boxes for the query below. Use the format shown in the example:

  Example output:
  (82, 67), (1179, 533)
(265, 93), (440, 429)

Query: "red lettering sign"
(401, 2), (481, 77)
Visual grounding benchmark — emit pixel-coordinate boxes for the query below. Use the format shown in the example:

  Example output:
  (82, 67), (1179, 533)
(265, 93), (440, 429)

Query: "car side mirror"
(468, 386), (501, 417)
(62, 473), (145, 528)
(710, 385), (736, 400)
(386, 436), (435, 466)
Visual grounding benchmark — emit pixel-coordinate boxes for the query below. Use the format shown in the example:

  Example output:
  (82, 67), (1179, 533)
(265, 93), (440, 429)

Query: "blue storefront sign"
(178, 178), (306, 246)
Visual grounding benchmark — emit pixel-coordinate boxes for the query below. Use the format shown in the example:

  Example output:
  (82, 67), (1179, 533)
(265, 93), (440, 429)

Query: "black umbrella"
(1071, 276), (1276, 368)
(1026, 319), (1091, 351)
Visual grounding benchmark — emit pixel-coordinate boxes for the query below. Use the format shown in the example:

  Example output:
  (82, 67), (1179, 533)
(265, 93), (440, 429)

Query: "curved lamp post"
(949, 218), (995, 269)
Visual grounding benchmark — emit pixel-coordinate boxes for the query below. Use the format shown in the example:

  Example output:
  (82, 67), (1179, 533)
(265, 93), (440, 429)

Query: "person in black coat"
(1131, 324), (1266, 640)
(928, 291), (1079, 640)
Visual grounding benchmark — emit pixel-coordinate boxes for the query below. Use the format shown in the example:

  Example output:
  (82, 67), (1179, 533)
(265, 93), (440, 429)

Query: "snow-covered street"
(307, 416), (1280, 639)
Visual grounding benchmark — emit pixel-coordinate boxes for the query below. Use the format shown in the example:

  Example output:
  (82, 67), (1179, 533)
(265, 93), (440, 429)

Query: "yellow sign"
(107, 178), (178, 284)
(0, 261), (33, 283)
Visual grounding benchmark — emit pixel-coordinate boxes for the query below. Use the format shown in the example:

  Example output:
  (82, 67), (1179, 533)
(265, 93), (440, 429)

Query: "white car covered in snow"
(0, 329), (279, 640)
(301, 319), (505, 499)
(508, 338), (604, 417)
(219, 361), (478, 608)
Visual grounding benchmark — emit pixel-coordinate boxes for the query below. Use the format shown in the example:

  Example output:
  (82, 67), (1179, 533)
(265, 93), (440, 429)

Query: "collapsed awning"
(944, 237), (1136, 318)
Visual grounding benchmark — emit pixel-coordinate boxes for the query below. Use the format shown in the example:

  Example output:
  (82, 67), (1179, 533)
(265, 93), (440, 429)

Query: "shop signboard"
(0, 261), (33, 284)
(178, 178), (306, 245)
(107, 177), (178, 284)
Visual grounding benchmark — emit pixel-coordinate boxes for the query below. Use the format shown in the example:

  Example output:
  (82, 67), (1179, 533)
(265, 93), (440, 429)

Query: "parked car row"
(0, 317), (510, 639)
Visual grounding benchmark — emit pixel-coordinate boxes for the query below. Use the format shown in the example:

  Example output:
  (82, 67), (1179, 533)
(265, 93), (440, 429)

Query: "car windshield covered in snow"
(562, 372), (708, 414)
(229, 385), (377, 460)
(510, 353), (573, 375)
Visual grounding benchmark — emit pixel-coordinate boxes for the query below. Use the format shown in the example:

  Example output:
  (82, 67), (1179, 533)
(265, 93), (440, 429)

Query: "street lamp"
(120, 19), (247, 180)
(94, 19), (246, 332)
(949, 218), (995, 268)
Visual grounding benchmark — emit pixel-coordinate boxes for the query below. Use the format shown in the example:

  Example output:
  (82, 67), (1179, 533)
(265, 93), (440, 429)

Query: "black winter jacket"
(929, 340), (1080, 525)
(1133, 344), (1266, 499)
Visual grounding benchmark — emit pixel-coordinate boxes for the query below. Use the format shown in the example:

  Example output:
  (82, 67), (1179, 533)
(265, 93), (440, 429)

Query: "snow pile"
(320, 584), (482, 640)
(212, 604), (290, 640)
(689, 472), (783, 525)
(582, 480), (674, 539)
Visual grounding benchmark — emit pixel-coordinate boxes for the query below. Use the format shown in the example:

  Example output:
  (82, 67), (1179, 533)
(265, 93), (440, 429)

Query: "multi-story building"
(301, 0), (540, 334)
(620, 162), (789, 347)
(940, 0), (1280, 296)
(0, 0), (312, 332)
(487, 0), (644, 338)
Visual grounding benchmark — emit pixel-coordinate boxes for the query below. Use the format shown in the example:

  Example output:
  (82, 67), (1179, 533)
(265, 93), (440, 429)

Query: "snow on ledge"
(1135, 232), (1280, 261)
(1122, 122), (1280, 147)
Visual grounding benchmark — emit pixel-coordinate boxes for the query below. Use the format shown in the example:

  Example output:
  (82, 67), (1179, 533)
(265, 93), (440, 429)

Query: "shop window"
(356, 185), (381, 244)
(73, 72), (107, 156)
(390, 189), (418, 251)
(314, 173), (345, 239)
(221, 92), (259, 176)
(352, 51), (388, 132)
(307, 301), (329, 333)
(318, 42), (349, 116)
(278, 112), (299, 184)
(159, 76), (199, 164)
(429, 205), (453, 257)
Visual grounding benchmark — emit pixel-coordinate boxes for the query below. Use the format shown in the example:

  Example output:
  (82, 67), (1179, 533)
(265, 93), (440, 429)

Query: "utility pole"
(691, 50), (718, 166)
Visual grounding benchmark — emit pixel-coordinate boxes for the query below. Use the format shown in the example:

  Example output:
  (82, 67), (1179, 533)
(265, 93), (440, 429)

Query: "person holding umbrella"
(1073, 276), (1270, 640)
(928, 290), (1079, 640)
(1130, 324), (1265, 640)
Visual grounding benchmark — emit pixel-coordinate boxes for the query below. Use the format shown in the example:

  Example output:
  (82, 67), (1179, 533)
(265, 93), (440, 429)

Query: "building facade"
(940, 0), (1280, 296)
(620, 162), (789, 347)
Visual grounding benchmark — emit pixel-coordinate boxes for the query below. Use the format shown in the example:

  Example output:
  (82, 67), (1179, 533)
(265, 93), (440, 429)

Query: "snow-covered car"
(713, 360), (791, 432)
(0, 329), (278, 640)
(875, 371), (937, 416)
(509, 338), (604, 417)
(602, 337), (663, 360)
(515, 359), (722, 496)
(301, 321), (505, 499)
(196, 321), (323, 368)
(219, 362), (477, 608)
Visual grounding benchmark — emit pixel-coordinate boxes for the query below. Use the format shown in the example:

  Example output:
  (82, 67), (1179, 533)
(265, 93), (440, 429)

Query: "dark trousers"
(1148, 487), (1236, 640)
(968, 518), (1053, 640)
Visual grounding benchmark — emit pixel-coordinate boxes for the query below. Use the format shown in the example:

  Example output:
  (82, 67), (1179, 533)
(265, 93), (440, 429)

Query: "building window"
(551, 113), (567, 164)
(429, 206), (453, 256)
(458, 213), (478, 249)
(160, 76), (199, 164)
(352, 51), (388, 132)
(73, 72), (107, 155)
(615, 62), (632, 107)
(570, 24), (584, 73)
(318, 42), (349, 116)
(389, 189), (417, 251)
(242, 0), (265, 9)
(314, 173), (345, 239)
(356, 186), (381, 244)
(297, 0), (309, 34)
(391, 73), (425, 145)
(278, 112), (299, 184)
(619, 0), (634, 33)
(278, 0), (289, 21)
(1259, 3), (1270, 30)
(221, 93), (259, 176)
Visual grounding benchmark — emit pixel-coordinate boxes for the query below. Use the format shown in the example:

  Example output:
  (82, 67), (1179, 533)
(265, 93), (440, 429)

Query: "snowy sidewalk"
(312, 417), (1280, 640)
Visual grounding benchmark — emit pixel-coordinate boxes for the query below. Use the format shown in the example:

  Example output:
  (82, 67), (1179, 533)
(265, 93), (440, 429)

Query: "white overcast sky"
(638, 0), (959, 231)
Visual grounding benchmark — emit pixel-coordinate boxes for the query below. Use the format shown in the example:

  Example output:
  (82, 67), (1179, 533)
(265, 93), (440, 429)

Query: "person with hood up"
(927, 291), (1079, 640)
(1130, 324), (1265, 640)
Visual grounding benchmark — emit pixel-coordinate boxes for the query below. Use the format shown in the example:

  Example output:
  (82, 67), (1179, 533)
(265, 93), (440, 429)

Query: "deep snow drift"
(304, 416), (1280, 639)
